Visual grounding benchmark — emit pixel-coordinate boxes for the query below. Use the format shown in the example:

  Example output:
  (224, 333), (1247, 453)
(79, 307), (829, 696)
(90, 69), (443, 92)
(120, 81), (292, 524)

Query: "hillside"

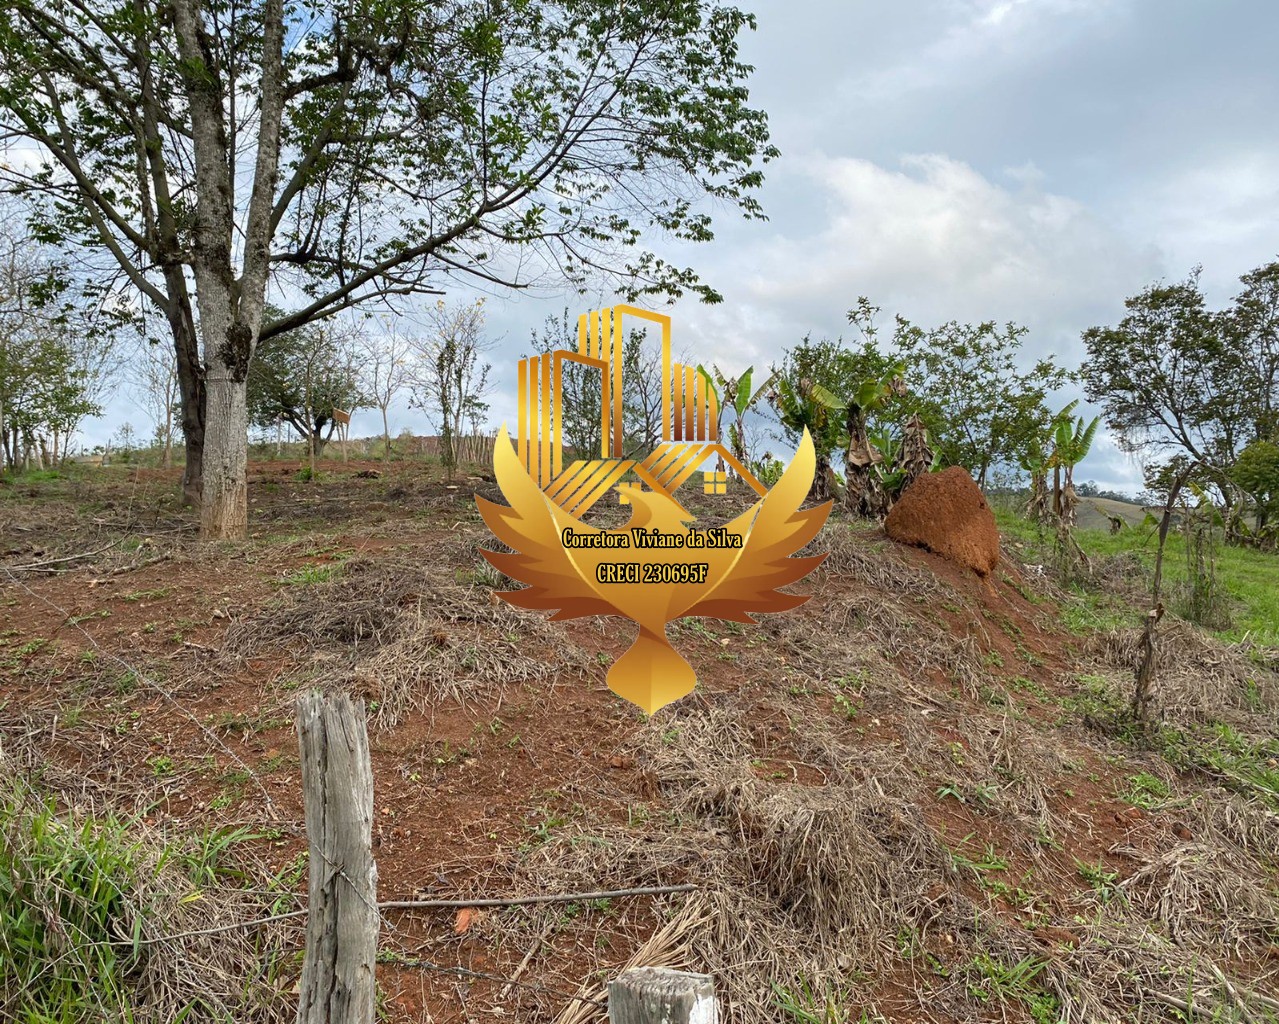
(2, 460), (1277, 1024)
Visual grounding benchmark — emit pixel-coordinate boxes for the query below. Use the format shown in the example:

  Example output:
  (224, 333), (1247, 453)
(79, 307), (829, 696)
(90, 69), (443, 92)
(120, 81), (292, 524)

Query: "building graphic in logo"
(480, 305), (831, 714)
(513, 305), (768, 516)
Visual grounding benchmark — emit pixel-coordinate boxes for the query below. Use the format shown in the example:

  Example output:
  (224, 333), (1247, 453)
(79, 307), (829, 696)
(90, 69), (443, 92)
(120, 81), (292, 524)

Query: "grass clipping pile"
(508, 598), (1279, 1024)
(224, 546), (584, 725)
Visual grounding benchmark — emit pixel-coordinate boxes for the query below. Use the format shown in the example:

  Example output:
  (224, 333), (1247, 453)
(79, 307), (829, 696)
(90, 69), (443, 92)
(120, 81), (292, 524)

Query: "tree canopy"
(0, 0), (778, 535)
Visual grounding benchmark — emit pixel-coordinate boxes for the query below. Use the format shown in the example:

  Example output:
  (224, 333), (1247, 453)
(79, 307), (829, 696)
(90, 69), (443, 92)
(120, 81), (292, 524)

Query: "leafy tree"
(888, 313), (1069, 488)
(1081, 269), (1237, 474)
(247, 307), (363, 461)
(0, 336), (100, 470)
(1225, 261), (1279, 446)
(0, 208), (110, 469)
(1232, 439), (1279, 543)
(0, 0), (778, 537)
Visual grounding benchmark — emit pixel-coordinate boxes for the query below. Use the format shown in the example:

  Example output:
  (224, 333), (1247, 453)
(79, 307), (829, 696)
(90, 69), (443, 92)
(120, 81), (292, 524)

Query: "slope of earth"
(2, 460), (1277, 1024)
(1075, 496), (1150, 533)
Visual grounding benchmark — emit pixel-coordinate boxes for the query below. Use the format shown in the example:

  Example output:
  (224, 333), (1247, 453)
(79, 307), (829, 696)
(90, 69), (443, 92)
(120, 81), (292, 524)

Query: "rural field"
(2, 454), (1277, 1023)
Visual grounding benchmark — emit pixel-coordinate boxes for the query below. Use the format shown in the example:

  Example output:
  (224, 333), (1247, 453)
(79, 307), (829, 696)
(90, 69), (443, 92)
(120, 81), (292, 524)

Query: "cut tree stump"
(295, 690), (378, 1024)
(608, 967), (717, 1023)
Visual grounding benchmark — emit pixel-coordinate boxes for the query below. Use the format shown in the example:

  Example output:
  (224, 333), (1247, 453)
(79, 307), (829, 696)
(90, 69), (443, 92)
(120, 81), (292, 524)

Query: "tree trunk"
(809, 454), (835, 502)
(381, 406), (391, 461)
(1132, 466), (1191, 723)
(168, 298), (205, 506)
(201, 372), (250, 539)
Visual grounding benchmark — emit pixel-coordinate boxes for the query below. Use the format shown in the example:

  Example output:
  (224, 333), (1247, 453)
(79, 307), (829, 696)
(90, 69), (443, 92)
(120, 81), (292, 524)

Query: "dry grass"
(1087, 618), (1279, 730)
(223, 552), (584, 725)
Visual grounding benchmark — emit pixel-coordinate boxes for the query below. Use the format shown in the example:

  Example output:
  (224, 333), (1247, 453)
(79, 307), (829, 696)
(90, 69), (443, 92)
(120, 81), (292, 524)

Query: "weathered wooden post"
(608, 968), (717, 1024)
(295, 690), (378, 1024)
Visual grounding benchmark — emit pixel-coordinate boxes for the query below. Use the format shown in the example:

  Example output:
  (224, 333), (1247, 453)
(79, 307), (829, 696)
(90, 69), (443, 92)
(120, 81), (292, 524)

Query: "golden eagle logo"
(476, 305), (831, 714)
(478, 425), (830, 714)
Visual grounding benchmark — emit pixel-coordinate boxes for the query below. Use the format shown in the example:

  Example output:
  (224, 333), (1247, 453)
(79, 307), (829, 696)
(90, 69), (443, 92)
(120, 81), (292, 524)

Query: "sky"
(90, 0), (1279, 494)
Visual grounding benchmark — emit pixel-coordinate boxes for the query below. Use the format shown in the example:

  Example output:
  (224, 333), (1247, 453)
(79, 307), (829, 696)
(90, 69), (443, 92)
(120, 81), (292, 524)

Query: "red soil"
(885, 467), (1000, 576)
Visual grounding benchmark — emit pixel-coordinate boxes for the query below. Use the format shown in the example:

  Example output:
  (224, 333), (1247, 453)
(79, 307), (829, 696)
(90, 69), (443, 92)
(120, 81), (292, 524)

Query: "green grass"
(0, 783), (270, 1021)
(995, 507), (1279, 645)
(1158, 722), (1279, 808)
(1122, 772), (1171, 809)
(277, 563), (340, 586)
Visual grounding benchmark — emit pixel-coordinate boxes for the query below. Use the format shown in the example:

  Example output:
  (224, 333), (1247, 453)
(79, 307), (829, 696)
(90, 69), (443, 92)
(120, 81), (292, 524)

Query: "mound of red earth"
(885, 466), (1000, 576)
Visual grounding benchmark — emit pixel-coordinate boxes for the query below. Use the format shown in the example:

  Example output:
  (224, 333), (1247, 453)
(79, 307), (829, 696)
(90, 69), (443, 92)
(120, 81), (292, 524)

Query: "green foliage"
(886, 313), (1069, 487)
(1082, 261), (1279, 502)
(0, 784), (267, 1021)
(963, 952), (1049, 1005)
(698, 362), (777, 467)
(750, 453), (785, 487)
(1232, 439), (1279, 535)
(1159, 723), (1279, 808)
(1123, 772), (1171, 809)
(248, 305), (363, 452)
(771, 977), (859, 1024)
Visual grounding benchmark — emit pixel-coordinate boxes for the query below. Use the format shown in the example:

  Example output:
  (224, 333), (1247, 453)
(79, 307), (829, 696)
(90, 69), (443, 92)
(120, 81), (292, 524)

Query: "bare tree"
(356, 321), (412, 462)
(130, 337), (181, 469)
(408, 300), (493, 479)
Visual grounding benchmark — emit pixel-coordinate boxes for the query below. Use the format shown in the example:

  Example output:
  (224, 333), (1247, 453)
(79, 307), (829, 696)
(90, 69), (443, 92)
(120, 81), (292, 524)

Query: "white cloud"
(694, 152), (1162, 349)
(1111, 150), (1279, 299)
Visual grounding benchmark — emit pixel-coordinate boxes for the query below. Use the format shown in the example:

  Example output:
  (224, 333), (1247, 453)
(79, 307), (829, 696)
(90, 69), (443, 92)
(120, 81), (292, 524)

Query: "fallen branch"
(108, 552), (173, 576)
(377, 884), (698, 912)
(97, 883), (699, 947)
(7, 541), (118, 572)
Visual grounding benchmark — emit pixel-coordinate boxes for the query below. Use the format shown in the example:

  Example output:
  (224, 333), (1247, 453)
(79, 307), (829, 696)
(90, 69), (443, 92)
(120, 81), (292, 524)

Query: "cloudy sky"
(94, 0), (1279, 493)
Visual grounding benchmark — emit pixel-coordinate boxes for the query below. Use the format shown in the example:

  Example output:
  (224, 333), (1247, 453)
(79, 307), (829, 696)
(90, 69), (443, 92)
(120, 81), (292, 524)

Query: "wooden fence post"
(608, 968), (717, 1024)
(295, 691), (379, 1024)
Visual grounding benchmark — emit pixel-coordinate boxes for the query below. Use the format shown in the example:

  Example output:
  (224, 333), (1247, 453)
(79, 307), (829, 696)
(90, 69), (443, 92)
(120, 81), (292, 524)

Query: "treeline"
(614, 259), (1277, 550)
(0, 210), (114, 472)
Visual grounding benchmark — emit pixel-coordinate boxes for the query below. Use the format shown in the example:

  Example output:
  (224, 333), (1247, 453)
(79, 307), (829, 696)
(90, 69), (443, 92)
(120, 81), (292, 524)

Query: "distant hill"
(1076, 495), (1151, 532)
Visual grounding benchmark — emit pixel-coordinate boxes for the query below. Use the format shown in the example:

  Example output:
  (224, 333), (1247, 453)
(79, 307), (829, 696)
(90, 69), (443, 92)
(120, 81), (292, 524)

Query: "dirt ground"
(2, 458), (1277, 1023)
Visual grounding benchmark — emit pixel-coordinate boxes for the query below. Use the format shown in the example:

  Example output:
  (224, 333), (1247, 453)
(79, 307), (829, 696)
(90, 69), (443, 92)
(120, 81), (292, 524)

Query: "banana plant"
(844, 362), (905, 518)
(697, 363), (778, 474)
(1050, 408), (1099, 529)
(769, 373), (846, 500)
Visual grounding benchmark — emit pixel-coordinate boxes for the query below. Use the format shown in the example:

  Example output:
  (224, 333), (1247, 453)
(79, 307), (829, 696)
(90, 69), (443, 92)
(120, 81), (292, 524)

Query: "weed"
(771, 977), (856, 1023)
(964, 952), (1047, 1004)
(1076, 858), (1122, 904)
(67, 609), (111, 626)
(948, 834), (1009, 875)
(1122, 772), (1171, 809)
(149, 754), (175, 778)
(123, 588), (170, 602)
(833, 692), (860, 720)
(278, 563), (339, 586)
